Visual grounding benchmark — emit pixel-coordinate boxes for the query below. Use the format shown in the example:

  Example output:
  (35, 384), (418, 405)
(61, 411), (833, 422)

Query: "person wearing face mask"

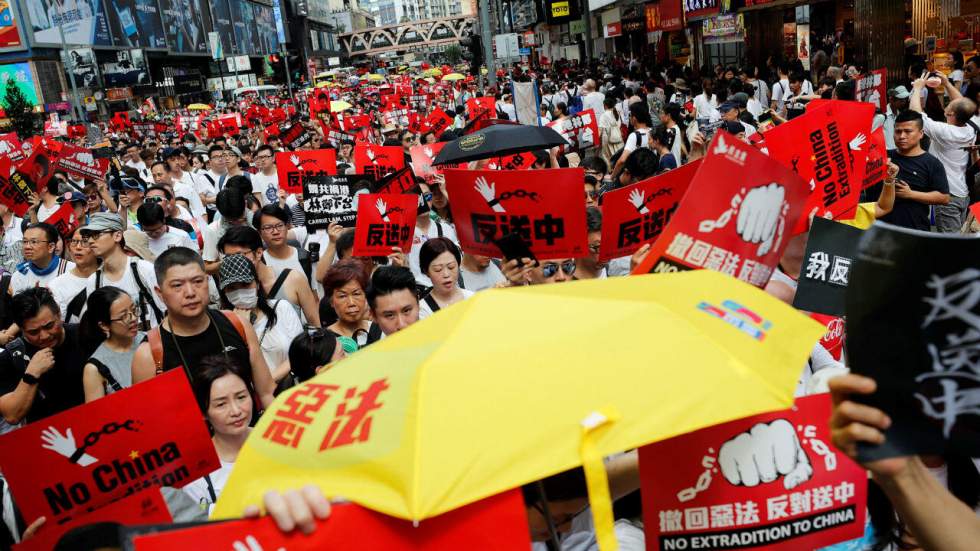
(80, 287), (145, 401)
(418, 237), (473, 319)
(218, 254), (302, 385)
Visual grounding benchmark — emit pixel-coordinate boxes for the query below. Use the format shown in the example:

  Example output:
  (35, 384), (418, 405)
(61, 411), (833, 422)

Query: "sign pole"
(479, 0), (496, 87)
(58, 25), (84, 123)
(581, 0), (593, 61)
(282, 44), (292, 97)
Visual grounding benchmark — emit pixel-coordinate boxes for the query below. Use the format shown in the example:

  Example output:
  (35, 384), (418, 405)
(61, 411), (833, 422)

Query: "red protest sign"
(56, 143), (110, 181)
(466, 97), (496, 121)
(598, 160), (698, 262)
(352, 193), (418, 256)
(0, 370), (220, 525)
(445, 168), (588, 259)
(410, 143), (463, 181)
(764, 100), (873, 233)
(1, 159), (35, 217)
(426, 107), (454, 136)
(639, 394), (867, 551)
(375, 167), (419, 196)
(0, 132), (25, 162)
(276, 149), (338, 194)
(486, 152), (537, 171)
(13, 489), (172, 551)
(547, 109), (600, 151)
(632, 132), (809, 287)
(217, 114), (242, 136)
(45, 200), (81, 238)
(861, 127), (888, 190)
(855, 68), (887, 113)
(134, 488), (530, 551)
(282, 123), (313, 150)
(354, 144), (406, 181)
(340, 114), (371, 132)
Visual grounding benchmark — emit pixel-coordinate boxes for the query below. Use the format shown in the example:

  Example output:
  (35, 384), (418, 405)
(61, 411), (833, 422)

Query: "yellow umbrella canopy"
(423, 67), (443, 77)
(186, 103), (211, 111)
(441, 73), (465, 81)
(364, 73), (385, 82)
(215, 271), (823, 547)
(329, 100), (352, 113)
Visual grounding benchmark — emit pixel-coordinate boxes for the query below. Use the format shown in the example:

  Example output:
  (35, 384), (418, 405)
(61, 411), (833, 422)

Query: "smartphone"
(493, 232), (538, 268)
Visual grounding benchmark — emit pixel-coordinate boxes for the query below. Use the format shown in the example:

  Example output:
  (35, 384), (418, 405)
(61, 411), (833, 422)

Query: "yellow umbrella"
(186, 103), (211, 111)
(441, 73), (465, 81)
(423, 67), (442, 77)
(364, 73), (385, 82)
(329, 100), (352, 113)
(215, 271), (823, 548)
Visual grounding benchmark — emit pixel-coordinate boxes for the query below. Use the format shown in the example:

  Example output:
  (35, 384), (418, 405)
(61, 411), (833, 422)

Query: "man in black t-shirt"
(0, 288), (86, 425)
(879, 111), (951, 231)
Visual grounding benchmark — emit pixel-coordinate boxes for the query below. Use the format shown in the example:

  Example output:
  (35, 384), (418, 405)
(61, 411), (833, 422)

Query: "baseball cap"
(888, 86), (911, 99)
(59, 191), (86, 204)
(218, 253), (256, 290)
(121, 178), (145, 193)
(719, 101), (739, 113)
(123, 229), (155, 262)
(731, 92), (749, 108)
(720, 120), (745, 135)
(79, 212), (125, 233)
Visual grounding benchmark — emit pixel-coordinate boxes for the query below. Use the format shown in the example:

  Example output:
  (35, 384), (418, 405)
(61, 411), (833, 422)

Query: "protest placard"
(855, 68), (887, 113)
(466, 97), (496, 121)
(354, 144), (406, 181)
(547, 109), (600, 151)
(846, 223), (980, 459)
(632, 132), (809, 287)
(45, 200), (81, 238)
(56, 143), (110, 181)
(410, 143), (463, 182)
(598, 160), (699, 262)
(303, 174), (373, 230)
(792, 217), (863, 317)
(444, 168), (588, 259)
(352, 193), (418, 257)
(486, 151), (536, 171)
(0, 157), (32, 217)
(276, 149), (338, 194)
(862, 127), (888, 190)
(281, 123), (313, 150)
(0, 132), (25, 162)
(639, 394), (867, 551)
(0, 370), (219, 525)
(426, 107), (454, 136)
(765, 100), (873, 233)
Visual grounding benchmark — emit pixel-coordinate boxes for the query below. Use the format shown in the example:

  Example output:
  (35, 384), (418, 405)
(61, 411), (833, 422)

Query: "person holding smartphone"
(878, 111), (950, 231)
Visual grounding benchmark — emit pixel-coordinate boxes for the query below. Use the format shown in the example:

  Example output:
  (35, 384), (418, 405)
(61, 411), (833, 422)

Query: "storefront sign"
(702, 14), (744, 41)
(604, 22), (622, 38)
(106, 87), (133, 101)
(684, 0), (719, 19)
(545, 0), (580, 25)
(0, 63), (37, 106)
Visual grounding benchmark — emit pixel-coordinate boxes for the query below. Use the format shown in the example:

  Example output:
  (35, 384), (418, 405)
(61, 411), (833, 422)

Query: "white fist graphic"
(628, 188), (649, 214)
(75, 152), (94, 165)
(376, 198), (390, 221)
(0, 141), (11, 154)
(232, 535), (284, 551)
(41, 426), (97, 466)
(366, 148), (377, 163)
(474, 176), (505, 213)
(848, 133), (867, 152)
(718, 419), (813, 490)
(289, 154), (301, 169)
(736, 183), (785, 256)
(423, 146), (433, 158)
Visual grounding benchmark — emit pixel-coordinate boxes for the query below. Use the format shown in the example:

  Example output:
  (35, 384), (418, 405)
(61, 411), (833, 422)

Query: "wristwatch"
(21, 372), (39, 385)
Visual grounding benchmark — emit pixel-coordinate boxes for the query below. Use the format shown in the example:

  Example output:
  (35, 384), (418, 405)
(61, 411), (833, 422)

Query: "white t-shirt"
(3, 216), (23, 247)
(623, 128), (651, 153)
(173, 171), (207, 219)
(922, 115), (974, 197)
(50, 270), (89, 322)
(182, 460), (233, 516)
(148, 227), (197, 257)
(418, 289), (475, 319)
(263, 247), (304, 279)
(771, 79), (814, 112)
(665, 125), (683, 161)
(693, 93), (719, 121)
(253, 171), (279, 205)
(461, 263), (505, 291)
(11, 259), (74, 293)
(84, 259), (165, 326)
(582, 91), (605, 115)
(497, 101), (517, 121)
(36, 202), (60, 223)
(254, 300), (304, 374)
(409, 220), (459, 287)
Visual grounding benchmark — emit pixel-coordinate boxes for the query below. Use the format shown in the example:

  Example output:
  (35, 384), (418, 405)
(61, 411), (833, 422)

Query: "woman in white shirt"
(181, 356), (254, 515)
(418, 237), (474, 319)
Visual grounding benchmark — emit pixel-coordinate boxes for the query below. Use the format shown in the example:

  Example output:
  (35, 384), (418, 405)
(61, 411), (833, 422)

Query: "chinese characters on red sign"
(353, 193), (418, 257)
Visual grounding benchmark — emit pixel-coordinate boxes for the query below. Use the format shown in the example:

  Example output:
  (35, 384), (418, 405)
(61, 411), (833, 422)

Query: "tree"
(444, 44), (463, 65)
(2, 78), (38, 140)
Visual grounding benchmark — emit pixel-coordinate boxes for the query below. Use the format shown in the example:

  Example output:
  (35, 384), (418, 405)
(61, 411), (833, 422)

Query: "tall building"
(361, 0), (468, 25)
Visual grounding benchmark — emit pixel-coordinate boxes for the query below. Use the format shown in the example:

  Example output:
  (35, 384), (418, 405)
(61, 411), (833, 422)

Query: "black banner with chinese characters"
(792, 217), (863, 317)
(302, 175), (374, 230)
(846, 222), (980, 459)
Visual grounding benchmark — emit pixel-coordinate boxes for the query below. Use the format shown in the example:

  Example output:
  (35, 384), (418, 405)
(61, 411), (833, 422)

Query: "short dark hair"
(25, 222), (59, 244)
(834, 80), (856, 101)
(586, 206), (602, 233)
(288, 330), (339, 383)
(254, 204), (290, 231)
(322, 258), (370, 297)
(255, 144), (274, 157)
(154, 246), (205, 283)
(146, 184), (173, 200)
(218, 225), (263, 253)
(136, 202), (166, 227)
(521, 467), (588, 507)
(581, 156), (608, 175)
(208, 144), (225, 156)
(215, 188), (246, 219)
(366, 266), (418, 310)
(628, 102), (652, 126)
(895, 109), (924, 129)
(225, 175), (253, 199)
(11, 287), (59, 328)
(151, 160), (169, 172)
(623, 148), (659, 181)
(336, 228), (356, 258)
(419, 237), (461, 275)
(789, 72), (806, 84)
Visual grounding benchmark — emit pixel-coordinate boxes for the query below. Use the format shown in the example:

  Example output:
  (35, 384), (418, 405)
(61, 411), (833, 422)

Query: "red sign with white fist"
(632, 132), (809, 288)
(639, 394), (868, 551)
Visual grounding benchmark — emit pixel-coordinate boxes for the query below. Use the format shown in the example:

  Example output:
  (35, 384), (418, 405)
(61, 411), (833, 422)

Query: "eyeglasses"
(260, 222), (286, 233)
(584, 190), (598, 200)
(110, 307), (139, 324)
(588, 243), (601, 253)
(69, 238), (88, 247)
(541, 260), (576, 278)
(255, 154), (273, 160)
(145, 196), (165, 204)
(80, 230), (111, 243)
(22, 239), (50, 247)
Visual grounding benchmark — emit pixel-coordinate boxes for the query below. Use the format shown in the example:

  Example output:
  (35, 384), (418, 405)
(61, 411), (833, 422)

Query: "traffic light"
(268, 53), (280, 63)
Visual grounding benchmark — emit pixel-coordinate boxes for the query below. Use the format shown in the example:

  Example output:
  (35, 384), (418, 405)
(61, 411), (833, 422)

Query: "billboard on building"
(253, 2), (278, 55)
(209, 0), (235, 57)
(61, 47), (101, 89)
(231, 0), (257, 55)
(102, 49), (151, 86)
(104, 0), (167, 48)
(0, 0), (24, 48)
(24, 0), (112, 46)
(0, 62), (37, 106)
(161, 0), (210, 53)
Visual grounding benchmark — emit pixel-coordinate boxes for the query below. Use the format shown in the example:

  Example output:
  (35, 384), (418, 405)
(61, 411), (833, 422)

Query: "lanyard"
(165, 310), (230, 378)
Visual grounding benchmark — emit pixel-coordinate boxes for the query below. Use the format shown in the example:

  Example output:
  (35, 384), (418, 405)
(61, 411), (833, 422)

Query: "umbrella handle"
(535, 480), (562, 551)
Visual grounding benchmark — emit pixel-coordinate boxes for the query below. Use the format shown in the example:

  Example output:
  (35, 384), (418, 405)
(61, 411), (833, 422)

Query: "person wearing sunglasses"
(584, 175), (599, 209)
(79, 286), (144, 401)
(575, 207), (606, 280)
(502, 256), (577, 286)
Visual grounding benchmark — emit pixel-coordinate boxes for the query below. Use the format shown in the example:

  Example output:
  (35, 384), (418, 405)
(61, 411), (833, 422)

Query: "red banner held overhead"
(0, 156), (31, 217)
(56, 143), (110, 181)
(45, 200), (81, 238)
(276, 149), (338, 194)
(354, 144), (406, 181)
(466, 96), (496, 121)
(599, 160), (699, 262)
(639, 394), (868, 551)
(352, 193), (418, 257)
(632, 132), (809, 287)
(445, 168), (588, 259)
(647, 0), (683, 32)
(862, 127), (888, 190)
(0, 132), (25, 163)
(547, 109), (600, 151)
(763, 100), (873, 233)
(0, 370), (220, 525)
(410, 143), (463, 182)
(134, 489), (530, 551)
(486, 152), (537, 171)
(855, 68), (887, 113)
(426, 107), (454, 136)
(216, 114), (242, 136)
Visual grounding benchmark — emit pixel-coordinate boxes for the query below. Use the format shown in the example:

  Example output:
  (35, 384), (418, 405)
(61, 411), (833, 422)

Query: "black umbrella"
(432, 124), (568, 166)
